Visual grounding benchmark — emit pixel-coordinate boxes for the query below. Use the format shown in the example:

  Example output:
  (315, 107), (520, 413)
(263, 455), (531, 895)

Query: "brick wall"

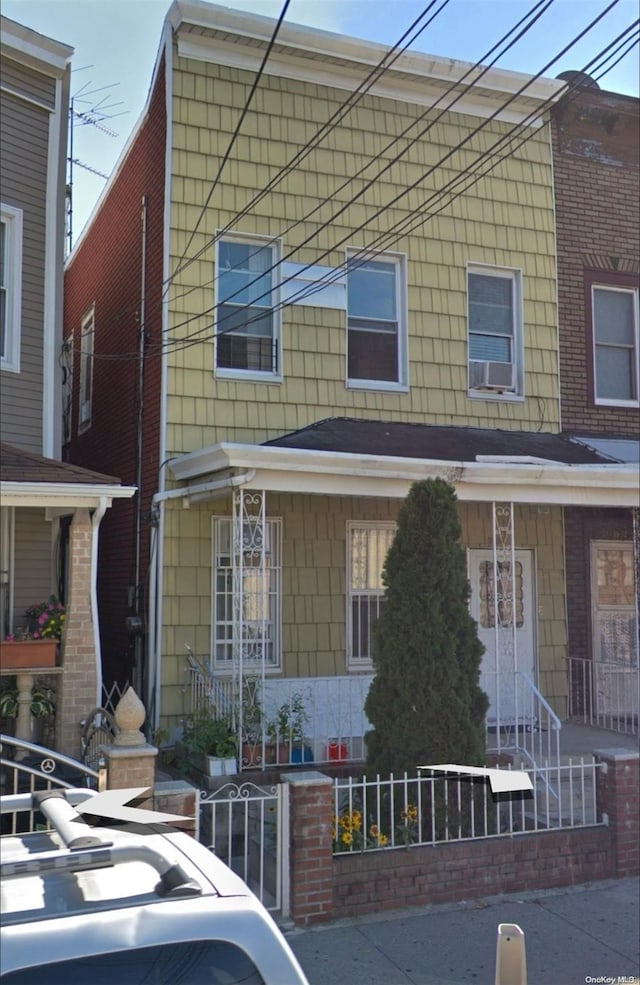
(63, 56), (166, 688)
(551, 87), (639, 434)
(285, 752), (638, 926)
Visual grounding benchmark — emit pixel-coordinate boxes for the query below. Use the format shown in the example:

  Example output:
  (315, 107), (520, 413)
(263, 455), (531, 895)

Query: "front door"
(590, 541), (639, 721)
(469, 549), (535, 724)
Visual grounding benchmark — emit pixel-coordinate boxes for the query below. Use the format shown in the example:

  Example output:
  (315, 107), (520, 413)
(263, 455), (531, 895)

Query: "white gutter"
(152, 470), (255, 505)
(90, 497), (108, 706)
(0, 482), (136, 508)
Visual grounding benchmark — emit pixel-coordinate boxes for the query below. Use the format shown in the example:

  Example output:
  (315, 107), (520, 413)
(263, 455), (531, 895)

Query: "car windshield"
(1, 940), (265, 985)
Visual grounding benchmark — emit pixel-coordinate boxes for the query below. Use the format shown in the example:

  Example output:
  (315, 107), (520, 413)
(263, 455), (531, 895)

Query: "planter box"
(0, 639), (58, 670)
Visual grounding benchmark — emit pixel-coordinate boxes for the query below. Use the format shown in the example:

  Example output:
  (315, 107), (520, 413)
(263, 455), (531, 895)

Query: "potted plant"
(0, 596), (65, 670)
(266, 692), (310, 765)
(181, 706), (237, 776)
(0, 681), (56, 743)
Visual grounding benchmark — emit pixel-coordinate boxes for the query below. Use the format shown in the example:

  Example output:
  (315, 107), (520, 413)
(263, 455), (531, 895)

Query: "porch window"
(348, 522), (395, 669)
(0, 507), (12, 640)
(212, 516), (281, 672)
(215, 237), (280, 379)
(346, 252), (407, 388)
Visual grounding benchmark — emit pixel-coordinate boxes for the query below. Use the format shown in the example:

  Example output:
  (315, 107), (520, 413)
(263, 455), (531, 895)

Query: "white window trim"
(214, 231), (282, 383)
(78, 305), (94, 432)
(346, 520), (395, 671)
(345, 249), (408, 392)
(591, 284), (639, 408)
(466, 261), (524, 401)
(0, 203), (23, 374)
(211, 515), (282, 674)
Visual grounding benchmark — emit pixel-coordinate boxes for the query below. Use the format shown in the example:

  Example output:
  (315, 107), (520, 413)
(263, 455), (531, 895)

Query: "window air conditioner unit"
(469, 360), (515, 391)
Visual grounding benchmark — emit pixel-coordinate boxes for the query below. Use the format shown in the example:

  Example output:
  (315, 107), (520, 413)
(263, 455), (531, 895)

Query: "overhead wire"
(170, 0), (292, 284)
(158, 1), (626, 353)
(167, 0), (452, 286)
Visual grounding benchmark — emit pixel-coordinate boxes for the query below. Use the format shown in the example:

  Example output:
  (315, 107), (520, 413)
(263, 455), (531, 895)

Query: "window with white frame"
(215, 237), (279, 377)
(79, 307), (94, 431)
(346, 252), (406, 387)
(212, 516), (281, 672)
(348, 522), (395, 668)
(467, 265), (521, 395)
(0, 203), (23, 373)
(591, 285), (639, 405)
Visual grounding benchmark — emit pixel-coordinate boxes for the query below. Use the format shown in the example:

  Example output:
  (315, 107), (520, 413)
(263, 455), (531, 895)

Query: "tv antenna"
(67, 76), (127, 253)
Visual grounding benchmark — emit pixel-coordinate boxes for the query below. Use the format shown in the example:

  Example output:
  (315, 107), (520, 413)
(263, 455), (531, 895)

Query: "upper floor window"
(347, 522), (395, 670)
(346, 252), (407, 389)
(79, 306), (94, 432)
(592, 284), (639, 406)
(215, 237), (280, 380)
(467, 265), (522, 397)
(0, 203), (23, 374)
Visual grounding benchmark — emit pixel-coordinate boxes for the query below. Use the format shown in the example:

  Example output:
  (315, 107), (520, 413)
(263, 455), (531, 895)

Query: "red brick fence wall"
(284, 751), (639, 926)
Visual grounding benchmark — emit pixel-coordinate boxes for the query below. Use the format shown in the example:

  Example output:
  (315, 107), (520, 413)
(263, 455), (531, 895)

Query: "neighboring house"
(0, 16), (134, 757)
(63, 2), (638, 763)
(551, 80), (640, 730)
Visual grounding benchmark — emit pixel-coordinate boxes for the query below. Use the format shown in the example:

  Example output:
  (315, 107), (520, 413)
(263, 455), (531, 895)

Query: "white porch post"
(491, 502), (518, 751)
(232, 488), (268, 767)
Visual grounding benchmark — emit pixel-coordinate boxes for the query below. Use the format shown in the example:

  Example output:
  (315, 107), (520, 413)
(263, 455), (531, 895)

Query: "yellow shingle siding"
(164, 59), (559, 455)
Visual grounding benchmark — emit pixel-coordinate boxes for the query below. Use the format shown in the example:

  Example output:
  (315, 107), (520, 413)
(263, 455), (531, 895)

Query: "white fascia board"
(171, 1), (561, 104)
(0, 482), (136, 508)
(0, 16), (73, 76)
(175, 32), (553, 126)
(169, 443), (639, 506)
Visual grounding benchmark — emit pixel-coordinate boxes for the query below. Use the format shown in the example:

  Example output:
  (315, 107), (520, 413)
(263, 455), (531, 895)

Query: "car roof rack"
(1, 789), (202, 899)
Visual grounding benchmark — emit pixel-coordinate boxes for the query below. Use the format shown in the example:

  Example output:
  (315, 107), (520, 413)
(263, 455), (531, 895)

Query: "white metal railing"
(568, 656), (639, 735)
(187, 662), (373, 768)
(483, 670), (561, 772)
(332, 758), (601, 855)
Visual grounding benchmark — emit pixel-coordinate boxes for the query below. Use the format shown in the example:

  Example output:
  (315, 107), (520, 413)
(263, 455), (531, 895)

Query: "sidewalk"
(287, 878), (640, 985)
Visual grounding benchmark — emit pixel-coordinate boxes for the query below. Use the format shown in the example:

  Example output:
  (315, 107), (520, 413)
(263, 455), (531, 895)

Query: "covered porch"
(154, 420), (639, 771)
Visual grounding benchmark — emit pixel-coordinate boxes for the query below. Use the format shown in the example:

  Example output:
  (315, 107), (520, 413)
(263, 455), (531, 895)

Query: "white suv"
(0, 788), (308, 985)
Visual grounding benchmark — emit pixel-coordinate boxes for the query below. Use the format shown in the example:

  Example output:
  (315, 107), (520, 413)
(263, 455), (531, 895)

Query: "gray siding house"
(0, 17), (134, 757)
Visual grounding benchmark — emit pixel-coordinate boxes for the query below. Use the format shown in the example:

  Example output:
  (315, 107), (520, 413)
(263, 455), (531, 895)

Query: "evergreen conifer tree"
(365, 479), (488, 777)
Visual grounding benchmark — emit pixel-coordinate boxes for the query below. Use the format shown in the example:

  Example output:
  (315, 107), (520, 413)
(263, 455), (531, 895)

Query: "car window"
(1, 940), (265, 984)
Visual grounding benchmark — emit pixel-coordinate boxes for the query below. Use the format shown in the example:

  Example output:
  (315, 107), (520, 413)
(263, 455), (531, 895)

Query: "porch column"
(491, 501), (517, 745)
(55, 508), (97, 758)
(232, 488), (268, 766)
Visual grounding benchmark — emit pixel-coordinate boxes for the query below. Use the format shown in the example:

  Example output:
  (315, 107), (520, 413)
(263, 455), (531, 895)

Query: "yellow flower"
(377, 834), (388, 847)
(351, 815), (361, 831)
(342, 832), (352, 846)
(369, 824), (379, 837)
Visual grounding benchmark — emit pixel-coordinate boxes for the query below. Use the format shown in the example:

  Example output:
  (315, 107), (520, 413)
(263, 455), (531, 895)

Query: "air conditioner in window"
(469, 360), (515, 392)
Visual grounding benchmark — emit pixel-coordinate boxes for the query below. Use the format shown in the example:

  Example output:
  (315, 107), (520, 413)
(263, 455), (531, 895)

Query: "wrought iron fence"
(332, 758), (601, 855)
(568, 656), (639, 735)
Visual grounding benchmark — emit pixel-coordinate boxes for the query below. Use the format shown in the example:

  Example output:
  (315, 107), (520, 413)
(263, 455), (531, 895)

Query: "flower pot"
(291, 744), (314, 765)
(327, 741), (348, 762)
(207, 756), (226, 777)
(0, 639), (58, 670)
(223, 757), (238, 775)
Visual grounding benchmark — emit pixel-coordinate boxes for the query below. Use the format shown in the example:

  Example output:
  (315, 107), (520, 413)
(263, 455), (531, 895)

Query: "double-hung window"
(346, 252), (407, 388)
(215, 237), (280, 378)
(468, 265), (521, 394)
(212, 516), (281, 672)
(591, 284), (639, 406)
(79, 306), (94, 431)
(0, 203), (23, 373)
(347, 522), (395, 669)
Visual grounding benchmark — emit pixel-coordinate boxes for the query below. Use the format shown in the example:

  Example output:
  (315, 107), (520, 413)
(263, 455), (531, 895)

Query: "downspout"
(91, 496), (108, 707)
(134, 195), (148, 694)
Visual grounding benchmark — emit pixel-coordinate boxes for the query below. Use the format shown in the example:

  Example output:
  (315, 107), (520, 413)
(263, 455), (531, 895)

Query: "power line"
(167, 0), (452, 288)
(170, 0), (292, 287)
(160, 1), (624, 352)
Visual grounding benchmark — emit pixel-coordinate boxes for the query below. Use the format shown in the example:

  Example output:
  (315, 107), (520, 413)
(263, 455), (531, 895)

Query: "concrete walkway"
(288, 878), (640, 985)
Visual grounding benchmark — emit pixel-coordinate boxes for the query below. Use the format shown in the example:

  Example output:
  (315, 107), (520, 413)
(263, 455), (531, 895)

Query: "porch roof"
(168, 419), (639, 508)
(0, 444), (136, 508)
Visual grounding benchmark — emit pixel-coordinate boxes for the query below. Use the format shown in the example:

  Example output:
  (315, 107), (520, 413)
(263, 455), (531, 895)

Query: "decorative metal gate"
(198, 780), (289, 917)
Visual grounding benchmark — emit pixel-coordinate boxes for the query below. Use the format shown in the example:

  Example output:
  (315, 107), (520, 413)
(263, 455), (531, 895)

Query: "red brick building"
(551, 81), (639, 726)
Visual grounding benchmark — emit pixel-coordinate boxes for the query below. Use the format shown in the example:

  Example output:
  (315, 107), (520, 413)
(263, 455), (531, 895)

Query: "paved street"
(288, 878), (639, 985)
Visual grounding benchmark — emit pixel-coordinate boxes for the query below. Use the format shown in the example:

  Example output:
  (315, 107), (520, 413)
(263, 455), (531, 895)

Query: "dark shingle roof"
(0, 444), (121, 485)
(264, 418), (616, 465)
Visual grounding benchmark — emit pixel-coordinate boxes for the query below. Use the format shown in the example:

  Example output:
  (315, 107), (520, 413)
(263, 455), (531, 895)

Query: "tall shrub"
(365, 479), (488, 777)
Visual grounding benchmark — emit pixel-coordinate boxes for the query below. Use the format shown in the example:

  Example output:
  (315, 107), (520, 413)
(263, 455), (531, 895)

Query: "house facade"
(0, 16), (134, 757)
(64, 3), (638, 762)
(551, 81), (640, 730)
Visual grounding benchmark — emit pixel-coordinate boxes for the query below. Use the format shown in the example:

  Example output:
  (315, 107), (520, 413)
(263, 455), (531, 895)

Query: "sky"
(4, 0), (639, 244)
